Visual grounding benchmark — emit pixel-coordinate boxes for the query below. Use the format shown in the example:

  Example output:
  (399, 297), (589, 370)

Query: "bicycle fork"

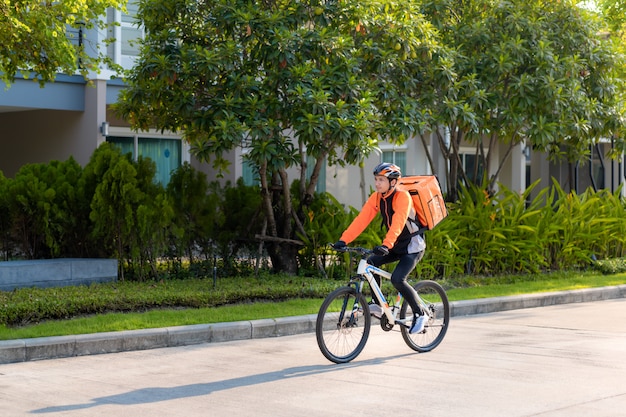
(339, 280), (365, 327)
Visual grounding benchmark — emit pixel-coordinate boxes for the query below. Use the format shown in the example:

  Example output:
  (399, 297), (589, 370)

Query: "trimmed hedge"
(0, 274), (344, 327)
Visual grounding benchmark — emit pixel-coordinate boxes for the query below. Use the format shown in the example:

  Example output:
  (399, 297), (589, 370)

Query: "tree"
(419, 0), (626, 199)
(597, 0), (626, 37)
(0, 0), (126, 87)
(116, 0), (452, 274)
(166, 162), (220, 264)
(0, 171), (10, 260)
(85, 143), (173, 280)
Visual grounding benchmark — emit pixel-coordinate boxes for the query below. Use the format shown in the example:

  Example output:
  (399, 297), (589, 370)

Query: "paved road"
(1, 298), (625, 417)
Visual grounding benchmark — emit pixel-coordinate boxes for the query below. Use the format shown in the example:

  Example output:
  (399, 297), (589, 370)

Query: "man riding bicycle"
(333, 162), (428, 334)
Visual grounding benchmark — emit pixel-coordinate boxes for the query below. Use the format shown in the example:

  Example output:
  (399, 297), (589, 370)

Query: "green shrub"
(0, 171), (11, 260)
(165, 162), (217, 264)
(414, 180), (626, 279)
(0, 275), (342, 327)
(216, 178), (264, 273)
(593, 258), (626, 275)
(85, 144), (173, 280)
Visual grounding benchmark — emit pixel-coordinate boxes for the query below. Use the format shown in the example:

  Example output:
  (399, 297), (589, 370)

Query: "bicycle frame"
(355, 258), (411, 328)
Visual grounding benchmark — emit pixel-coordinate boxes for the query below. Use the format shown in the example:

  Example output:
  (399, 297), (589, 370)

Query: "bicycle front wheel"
(315, 286), (371, 364)
(400, 280), (449, 353)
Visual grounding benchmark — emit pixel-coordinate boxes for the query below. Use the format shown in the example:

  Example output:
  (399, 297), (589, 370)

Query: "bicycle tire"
(315, 286), (371, 364)
(400, 280), (449, 353)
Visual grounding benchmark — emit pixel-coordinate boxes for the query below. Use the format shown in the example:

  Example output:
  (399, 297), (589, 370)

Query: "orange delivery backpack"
(396, 175), (448, 231)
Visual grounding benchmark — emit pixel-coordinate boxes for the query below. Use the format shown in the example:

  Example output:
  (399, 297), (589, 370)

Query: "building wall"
(528, 142), (626, 198)
(0, 109), (94, 177)
(0, 79), (108, 178)
(495, 142), (526, 194)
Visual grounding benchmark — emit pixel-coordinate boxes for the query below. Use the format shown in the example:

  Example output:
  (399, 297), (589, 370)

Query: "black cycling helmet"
(373, 162), (401, 179)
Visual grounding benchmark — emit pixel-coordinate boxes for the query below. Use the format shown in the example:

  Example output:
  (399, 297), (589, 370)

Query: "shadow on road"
(31, 353), (413, 413)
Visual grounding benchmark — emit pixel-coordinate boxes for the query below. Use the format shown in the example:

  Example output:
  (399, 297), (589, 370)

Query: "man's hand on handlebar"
(373, 245), (389, 256)
(331, 240), (347, 250)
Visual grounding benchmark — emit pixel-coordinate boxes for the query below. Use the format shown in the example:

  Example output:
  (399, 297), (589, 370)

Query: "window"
(382, 150), (406, 175)
(590, 144), (606, 190)
(242, 158), (260, 187)
(121, 2), (143, 62)
(109, 1), (144, 68)
(111, 136), (134, 157)
(458, 152), (484, 185)
(139, 138), (181, 186)
(107, 136), (182, 186)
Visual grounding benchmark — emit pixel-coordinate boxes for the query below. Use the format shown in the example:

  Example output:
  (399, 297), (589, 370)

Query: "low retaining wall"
(0, 259), (118, 291)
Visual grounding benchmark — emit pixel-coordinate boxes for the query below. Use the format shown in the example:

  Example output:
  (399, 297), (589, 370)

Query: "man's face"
(374, 175), (391, 194)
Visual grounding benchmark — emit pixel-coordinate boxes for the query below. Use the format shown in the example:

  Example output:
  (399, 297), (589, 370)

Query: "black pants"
(367, 251), (424, 315)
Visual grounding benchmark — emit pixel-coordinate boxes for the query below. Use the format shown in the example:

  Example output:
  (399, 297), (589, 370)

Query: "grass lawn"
(1, 270), (625, 340)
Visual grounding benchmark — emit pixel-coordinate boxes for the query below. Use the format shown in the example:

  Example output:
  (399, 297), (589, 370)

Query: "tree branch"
(254, 234), (304, 246)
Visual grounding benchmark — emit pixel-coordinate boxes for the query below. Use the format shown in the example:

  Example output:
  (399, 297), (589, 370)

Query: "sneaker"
(368, 302), (382, 319)
(409, 314), (428, 334)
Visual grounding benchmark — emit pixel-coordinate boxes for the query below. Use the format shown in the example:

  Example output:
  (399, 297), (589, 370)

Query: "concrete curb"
(1, 285), (625, 364)
(449, 284), (626, 316)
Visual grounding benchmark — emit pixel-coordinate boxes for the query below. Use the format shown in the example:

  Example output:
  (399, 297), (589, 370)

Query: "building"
(0, 6), (192, 186)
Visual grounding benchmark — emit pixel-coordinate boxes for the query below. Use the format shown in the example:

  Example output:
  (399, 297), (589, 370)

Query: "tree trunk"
(303, 153), (327, 205)
(266, 242), (299, 275)
(418, 132), (437, 177)
(256, 161), (304, 275)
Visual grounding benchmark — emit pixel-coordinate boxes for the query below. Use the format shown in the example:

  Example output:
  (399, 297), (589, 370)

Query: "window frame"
(108, 2), (144, 69)
(106, 127), (188, 185)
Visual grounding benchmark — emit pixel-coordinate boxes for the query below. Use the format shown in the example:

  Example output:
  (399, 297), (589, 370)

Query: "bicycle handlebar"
(328, 244), (372, 257)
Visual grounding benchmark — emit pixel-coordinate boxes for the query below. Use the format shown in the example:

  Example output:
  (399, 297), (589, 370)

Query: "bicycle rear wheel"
(400, 280), (449, 353)
(315, 286), (371, 364)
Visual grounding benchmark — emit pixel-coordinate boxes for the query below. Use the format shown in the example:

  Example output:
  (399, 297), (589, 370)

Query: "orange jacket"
(340, 189), (415, 250)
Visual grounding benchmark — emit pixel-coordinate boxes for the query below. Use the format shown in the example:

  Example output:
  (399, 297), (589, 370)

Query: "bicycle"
(315, 246), (450, 364)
